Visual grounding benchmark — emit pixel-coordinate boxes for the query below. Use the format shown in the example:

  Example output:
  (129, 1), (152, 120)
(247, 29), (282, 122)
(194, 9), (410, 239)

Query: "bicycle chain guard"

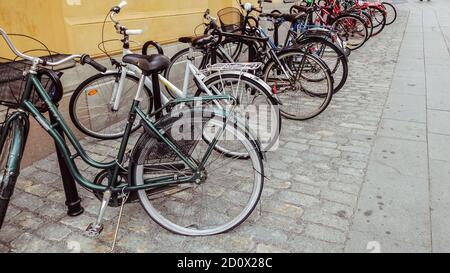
(93, 170), (138, 207)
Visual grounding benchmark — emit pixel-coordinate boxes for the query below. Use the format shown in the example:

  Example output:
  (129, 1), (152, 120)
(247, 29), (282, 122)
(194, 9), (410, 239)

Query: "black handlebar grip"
(80, 54), (107, 73)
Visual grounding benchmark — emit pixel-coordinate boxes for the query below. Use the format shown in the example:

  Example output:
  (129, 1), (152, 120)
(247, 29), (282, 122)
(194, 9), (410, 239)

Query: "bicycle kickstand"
(85, 190), (112, 237)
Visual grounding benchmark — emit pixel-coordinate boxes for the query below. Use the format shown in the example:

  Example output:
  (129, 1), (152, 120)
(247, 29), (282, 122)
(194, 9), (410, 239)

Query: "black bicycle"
(166, 8), (334, 121)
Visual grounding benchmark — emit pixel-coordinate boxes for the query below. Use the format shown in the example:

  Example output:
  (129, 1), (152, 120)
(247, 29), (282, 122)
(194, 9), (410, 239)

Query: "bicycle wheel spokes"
(134, 110), (263, 236)
(165, 48), (207, 97)
(72, 73), (151, 138)
(203, 76), (280, 152)
(264, 51), (333, 120)
(333, 16), (367, 50)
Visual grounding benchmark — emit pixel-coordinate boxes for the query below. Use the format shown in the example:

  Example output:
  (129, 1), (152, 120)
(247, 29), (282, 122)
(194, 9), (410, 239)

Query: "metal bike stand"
(49, 110), (84, 217)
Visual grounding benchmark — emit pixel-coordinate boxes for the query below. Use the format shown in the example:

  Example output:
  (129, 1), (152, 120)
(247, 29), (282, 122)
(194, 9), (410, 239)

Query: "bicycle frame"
(109, 46), (227, 111)
(17, 71), (235, 194)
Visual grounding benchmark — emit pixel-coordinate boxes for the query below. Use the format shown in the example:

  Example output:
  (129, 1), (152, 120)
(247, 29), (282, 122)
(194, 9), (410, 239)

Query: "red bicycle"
(292, 0), (369, 50)
(341, 0), (387, 37)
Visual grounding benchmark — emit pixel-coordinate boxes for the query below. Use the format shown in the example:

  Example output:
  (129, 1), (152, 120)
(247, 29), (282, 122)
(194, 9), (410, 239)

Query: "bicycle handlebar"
(80, 55), (107, 73)
(118, 1), (127, 9)
(110, 2), (144, 36)
(0, 28), (107, 72)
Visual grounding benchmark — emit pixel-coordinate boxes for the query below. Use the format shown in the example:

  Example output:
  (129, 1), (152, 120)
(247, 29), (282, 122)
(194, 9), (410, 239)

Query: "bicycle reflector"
(87, 89), (98, 96)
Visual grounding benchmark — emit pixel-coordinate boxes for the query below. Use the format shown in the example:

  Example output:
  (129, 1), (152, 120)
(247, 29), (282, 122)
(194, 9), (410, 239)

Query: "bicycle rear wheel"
(368, 6), (386, 37)
(0, 117), (27, 229)
(332, 14), (368, 50)
(295, 36), (349, 95)
(382, 2), (397, 26)
(69, 72), (153, 140)
(263, 49), (334, 120)
(164, 47), (212, 98)
(131, 107), (264, 236)
(197, 73), (281, 152)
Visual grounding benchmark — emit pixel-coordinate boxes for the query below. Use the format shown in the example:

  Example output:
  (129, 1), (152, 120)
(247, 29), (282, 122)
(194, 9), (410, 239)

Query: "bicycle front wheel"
(164, 47), (211, 98)
(131, 108), (264, 236)
(332, 14), (368, 50)
(296, 36), (349, 95)
(70, 72), (153, 139)
(0, 117), (27, 229)
(368, 6), (387, 37)
(382, 2), (397, 26)
(263, 50), (334, 120)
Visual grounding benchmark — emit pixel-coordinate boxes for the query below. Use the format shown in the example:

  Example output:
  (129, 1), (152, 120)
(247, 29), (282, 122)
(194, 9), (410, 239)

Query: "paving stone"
(10, 233), (52, 253)
(35, 201), (68, 219)
(23, 184), (55, 198)
(63, 233), (111, 253)
(284, 142), (309, 151)
(309, 147), (341, 158)
(36, 224), (72, 241)
(262, 200), (304, 219)
(60, 214), (96, 231)
(287, 235), (344, 253)
(11, 192), (45, 211)
(309, 140), (338, 149)
(0, 243), (8, 253)
(290, 183), (321, 196)
(322, 201), (355, 220)
(3, 205), (21, 222)
(329, 182), (361, 195)
(0, 224), (23, 243)
(277, 191), (321, 208)
(256, 243), (289, 253)
(11, 211), (44, 231)
(304, 224), (347, 244)
(322, 189), (358, 207)
(302, 210), (350, 232)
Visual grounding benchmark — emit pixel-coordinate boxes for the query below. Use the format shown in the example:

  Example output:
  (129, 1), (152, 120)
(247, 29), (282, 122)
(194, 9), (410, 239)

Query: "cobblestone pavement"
(0, 1), (418, 253)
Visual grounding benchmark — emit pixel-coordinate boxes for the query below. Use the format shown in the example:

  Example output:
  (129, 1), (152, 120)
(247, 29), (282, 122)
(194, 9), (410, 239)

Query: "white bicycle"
(69, 1), (281, 151)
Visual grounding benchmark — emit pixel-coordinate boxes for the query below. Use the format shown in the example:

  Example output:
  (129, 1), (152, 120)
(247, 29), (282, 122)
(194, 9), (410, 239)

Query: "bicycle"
(292, 0), (369, 50)
(340, 0), (387, 37)
(70, 2), (281, 152)
(258, 7), (349, 95)
(167, 6), (334, 121)
(0, 27), (265, 237)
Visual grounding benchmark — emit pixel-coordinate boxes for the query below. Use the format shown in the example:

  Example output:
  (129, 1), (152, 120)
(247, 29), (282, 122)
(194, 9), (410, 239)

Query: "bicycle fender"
(202, 71), (281, 105)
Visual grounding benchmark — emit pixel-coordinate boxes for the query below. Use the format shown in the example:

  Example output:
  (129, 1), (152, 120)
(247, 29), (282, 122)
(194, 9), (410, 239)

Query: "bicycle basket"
(0, 56), (65, 113)
(217, 7), (244, 33)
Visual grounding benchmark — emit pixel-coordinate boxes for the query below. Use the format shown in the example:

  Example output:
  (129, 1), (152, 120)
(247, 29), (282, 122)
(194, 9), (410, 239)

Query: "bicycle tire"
(331, 13), (368, 50)
(196, 73), (282, 152)
(382, 2), (397, 26)
(164, 47), (212, 98)
(368, 6), (386, 37)
(131, 108), (264, 236)
(295, 35), (349, 95)
(0, 118), (27, 229)
(262, 49), (334, 120)
(359, 10), (374, 40)
(69, 72), (153, 140)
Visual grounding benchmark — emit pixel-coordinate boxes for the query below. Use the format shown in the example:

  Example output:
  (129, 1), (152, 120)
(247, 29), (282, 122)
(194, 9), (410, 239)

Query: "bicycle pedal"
(85, 223), (104, 237)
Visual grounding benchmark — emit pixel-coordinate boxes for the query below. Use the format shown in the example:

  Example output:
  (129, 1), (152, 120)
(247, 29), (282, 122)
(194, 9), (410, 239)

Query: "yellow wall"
(0, 0), (258, 58)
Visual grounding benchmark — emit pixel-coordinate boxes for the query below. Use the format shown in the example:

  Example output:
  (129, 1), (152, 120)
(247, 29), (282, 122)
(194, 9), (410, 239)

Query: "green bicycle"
(0, 28), (264, 237)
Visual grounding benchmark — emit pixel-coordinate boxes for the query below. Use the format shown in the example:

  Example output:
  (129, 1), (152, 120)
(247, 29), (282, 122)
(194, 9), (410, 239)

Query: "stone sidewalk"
(0, 0), (448, 253)
(346, 0), (450, 253)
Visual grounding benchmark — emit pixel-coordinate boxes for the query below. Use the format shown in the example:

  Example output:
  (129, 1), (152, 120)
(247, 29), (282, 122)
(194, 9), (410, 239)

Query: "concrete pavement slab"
(428, 110), (450, 135)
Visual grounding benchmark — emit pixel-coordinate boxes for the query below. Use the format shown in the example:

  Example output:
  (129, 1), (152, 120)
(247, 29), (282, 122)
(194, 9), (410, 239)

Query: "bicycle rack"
(49, 110), (84, 217)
